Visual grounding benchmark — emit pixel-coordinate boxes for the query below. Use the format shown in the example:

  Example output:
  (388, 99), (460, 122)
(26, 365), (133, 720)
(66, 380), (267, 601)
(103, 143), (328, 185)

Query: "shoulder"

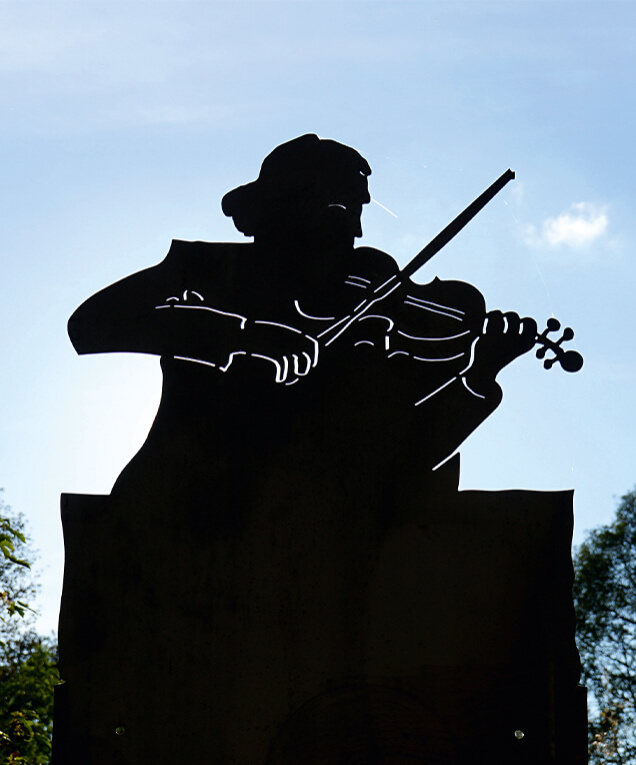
(165, 239), (252, 262)
(162, 240), (253, 285)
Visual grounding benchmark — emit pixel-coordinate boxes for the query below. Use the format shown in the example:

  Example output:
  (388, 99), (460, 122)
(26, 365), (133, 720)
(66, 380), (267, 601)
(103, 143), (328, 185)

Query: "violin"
(326, 273), (583, 382)
(322, 169), (583, 375)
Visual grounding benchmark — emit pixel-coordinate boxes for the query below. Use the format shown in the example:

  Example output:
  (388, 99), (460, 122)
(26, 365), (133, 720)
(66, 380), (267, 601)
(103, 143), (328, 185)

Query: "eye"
(328, 204), (347, 211)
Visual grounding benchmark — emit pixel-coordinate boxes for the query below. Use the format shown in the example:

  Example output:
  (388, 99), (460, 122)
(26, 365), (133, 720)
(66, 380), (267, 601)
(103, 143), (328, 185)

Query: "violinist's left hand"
(464, 311), (537, 395)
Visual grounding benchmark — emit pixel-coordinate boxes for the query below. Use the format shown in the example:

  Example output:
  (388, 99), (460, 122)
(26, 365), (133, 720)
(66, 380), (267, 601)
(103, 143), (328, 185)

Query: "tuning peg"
(535, 318), (583, 373)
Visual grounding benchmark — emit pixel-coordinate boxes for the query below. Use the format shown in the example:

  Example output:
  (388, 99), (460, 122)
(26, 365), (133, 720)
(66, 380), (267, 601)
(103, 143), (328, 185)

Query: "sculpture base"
(53, 484), (587, 764)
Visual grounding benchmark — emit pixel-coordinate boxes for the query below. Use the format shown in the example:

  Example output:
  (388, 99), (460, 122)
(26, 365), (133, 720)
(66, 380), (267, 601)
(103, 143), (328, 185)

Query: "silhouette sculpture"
(54, 135), (587, 764)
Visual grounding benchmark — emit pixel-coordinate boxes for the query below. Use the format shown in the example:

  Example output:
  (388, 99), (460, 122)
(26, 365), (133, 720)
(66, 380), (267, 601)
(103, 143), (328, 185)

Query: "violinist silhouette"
(68, 134), (550, 504)
(57, 135), (587, 765)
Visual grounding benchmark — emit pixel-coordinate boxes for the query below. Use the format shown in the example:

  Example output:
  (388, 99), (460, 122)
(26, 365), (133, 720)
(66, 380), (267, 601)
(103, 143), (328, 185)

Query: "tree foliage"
(0, 634), (58, 764)
(573, 489), (636, 764)
(0, 508), (33, 628)
(0, 491), (58, 764)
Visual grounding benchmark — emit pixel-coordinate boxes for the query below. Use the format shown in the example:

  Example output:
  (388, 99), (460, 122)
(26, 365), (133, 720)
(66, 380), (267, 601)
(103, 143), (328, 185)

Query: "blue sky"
(1, 1), (635, 633)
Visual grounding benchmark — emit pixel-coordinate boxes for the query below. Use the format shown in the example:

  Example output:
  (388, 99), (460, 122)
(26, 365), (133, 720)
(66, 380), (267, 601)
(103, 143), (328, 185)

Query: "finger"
(520, 316), (538, 337)
(305, 334), (319, 367)
(279, 355), (289, 383)
(271, 355), (288, 384)
(250, 353), (286, 383)
(519, 316), (538, 351)
(294, 352), (312, 377)
(503, 312), (521, 335)
(292, 353), (307, 377)
(484, 310), (504, 335)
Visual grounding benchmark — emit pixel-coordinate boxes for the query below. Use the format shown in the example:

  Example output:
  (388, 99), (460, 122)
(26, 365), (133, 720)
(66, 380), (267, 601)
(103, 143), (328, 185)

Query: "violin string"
(505, 199), (559, 326)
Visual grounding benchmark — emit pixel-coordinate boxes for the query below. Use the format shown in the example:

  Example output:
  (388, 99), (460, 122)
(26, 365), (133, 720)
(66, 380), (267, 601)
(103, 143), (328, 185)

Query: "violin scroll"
(535, 318), (583, 373)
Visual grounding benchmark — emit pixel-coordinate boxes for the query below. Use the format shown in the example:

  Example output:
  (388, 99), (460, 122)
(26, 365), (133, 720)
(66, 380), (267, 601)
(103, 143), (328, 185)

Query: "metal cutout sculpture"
(54, 135), (587, 765)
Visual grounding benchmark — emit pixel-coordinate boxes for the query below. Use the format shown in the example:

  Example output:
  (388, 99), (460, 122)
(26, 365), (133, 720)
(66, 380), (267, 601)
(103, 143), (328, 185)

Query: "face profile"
(221, 134), (371, 249)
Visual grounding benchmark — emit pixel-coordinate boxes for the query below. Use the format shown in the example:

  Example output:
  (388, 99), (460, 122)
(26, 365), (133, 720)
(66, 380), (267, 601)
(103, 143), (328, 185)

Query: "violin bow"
(320, 169), (516, 347)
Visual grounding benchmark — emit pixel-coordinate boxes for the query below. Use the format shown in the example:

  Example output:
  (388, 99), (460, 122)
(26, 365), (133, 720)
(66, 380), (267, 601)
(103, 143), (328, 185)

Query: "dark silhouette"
(66, 136), (543, 500)
(54, 136), (586, 764)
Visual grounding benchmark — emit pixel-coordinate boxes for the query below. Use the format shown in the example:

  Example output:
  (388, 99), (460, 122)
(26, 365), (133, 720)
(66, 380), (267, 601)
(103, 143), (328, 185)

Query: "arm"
(418, 309), (538, 467)
(68, 242), (319, 381)
(68, 259), (244, 363)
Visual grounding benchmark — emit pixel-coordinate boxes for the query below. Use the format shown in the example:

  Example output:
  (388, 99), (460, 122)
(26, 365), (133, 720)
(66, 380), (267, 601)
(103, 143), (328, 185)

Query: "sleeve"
(68, 241), (245, 362)
(413, 373), (502, 469)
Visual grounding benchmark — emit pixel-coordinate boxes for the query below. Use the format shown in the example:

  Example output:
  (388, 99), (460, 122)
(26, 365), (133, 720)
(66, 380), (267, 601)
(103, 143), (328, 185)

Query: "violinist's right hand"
(241, 319), (319, 384)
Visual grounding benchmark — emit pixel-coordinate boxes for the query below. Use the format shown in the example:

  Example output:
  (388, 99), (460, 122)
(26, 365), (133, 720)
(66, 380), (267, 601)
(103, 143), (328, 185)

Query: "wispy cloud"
(543, 202), (608, 246)
(524, 202), (608, 248)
